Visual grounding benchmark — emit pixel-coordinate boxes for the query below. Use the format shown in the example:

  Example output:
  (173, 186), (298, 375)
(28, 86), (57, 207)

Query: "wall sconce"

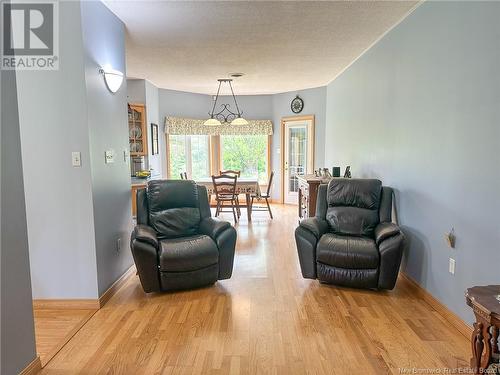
(99, 65), (123, 93)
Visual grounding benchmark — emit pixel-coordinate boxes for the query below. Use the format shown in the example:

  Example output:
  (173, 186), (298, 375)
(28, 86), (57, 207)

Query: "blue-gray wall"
(324, 1), (500, 323)
(272, 87), (327, 199)
(154, 86), (327, 200)
(158, 89), (274, 122)
(17, 1), (99, 299)
(145, 80), (163, 178)
(81, 0), (134, 296)
(126, 79), (164, 178)
(16, 0), (133, 299)
(1, 61), (37, 374)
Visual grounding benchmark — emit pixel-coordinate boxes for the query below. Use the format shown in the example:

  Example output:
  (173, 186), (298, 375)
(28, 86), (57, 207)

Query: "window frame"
(166, 134), (212, 179)
(166, 134), (272, 182)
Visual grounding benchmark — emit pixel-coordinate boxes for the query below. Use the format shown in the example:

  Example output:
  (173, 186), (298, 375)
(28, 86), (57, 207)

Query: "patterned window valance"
(165, 116), (273, 136)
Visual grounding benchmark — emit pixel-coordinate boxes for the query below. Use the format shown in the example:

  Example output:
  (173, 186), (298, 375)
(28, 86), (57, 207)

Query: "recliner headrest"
(146, 180), (201, 239)
(327, 179), (382, 209)
(147, 180), (199, 211)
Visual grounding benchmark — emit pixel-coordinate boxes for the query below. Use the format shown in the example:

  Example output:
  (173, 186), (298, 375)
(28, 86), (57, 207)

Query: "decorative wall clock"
(291, 95), (304, 114)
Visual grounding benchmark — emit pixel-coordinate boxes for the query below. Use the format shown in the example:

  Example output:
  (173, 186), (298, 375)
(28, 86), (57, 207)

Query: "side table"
(466, 285), (500, 374)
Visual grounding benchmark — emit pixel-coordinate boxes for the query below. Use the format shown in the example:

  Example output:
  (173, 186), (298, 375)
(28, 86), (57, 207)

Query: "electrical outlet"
(116, 238), (121, 253)
(72, 152), (81, 167)
(105, 149), (115, 164)
(449, 258), (456, 275)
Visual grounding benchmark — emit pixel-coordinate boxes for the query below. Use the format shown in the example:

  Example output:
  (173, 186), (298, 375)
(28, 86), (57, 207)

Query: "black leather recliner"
(295, 179), (406, 290)
(130, 180), (237, 292)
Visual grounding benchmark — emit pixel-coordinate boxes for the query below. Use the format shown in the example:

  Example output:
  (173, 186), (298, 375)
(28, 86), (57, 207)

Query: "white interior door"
(283, 119), (314, 204)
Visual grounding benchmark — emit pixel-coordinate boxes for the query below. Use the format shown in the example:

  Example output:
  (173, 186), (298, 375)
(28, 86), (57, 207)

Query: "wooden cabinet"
(131, 182), (147, 217)
(128, 104), (147, 157)
(297, 175), (331, 221)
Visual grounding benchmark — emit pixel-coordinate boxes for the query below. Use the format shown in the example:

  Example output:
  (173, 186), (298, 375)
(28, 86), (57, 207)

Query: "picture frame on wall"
(151, 123), (159, 155)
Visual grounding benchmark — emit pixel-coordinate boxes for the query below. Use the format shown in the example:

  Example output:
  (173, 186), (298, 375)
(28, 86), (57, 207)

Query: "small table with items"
(296, 175), (332, 221)
(196, 177), (260, 221)
(466, 285), (500, 374)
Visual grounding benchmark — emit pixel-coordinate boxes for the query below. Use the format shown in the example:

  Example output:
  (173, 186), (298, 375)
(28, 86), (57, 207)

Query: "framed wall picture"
(151, 123), (159, 155)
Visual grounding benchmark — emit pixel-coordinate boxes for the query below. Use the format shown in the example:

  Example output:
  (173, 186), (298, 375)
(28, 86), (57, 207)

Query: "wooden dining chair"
(219, 170), (241, 216)
(220, 170), (241, 177)
(180, 172), (188, 180)
(212, 174), (239, 222)
(344, 166), (351, 178)
(250, 171), (274, 219)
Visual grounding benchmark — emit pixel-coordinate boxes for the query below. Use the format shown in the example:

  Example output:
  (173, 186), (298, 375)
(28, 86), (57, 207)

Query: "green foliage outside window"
(190, 136), (209, 180)
(169, 135), (187, 179)
(168, 134), (268, 183)
(221, 135), (268, 183)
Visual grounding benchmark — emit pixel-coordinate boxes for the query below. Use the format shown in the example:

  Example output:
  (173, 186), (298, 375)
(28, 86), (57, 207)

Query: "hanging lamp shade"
(205, 79), (248, 126)
(203, 118), (222, 126)
(231, 117), (249, 126)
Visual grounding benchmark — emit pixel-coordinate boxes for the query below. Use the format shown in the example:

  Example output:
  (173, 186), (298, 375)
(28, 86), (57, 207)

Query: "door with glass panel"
(282, 117), (314, 204)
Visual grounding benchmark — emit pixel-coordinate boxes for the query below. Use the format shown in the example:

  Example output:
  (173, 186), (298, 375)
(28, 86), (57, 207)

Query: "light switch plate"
(105, 150), (115, 164)
(72, 152), (81, 167)
(449, 258), (456, 275)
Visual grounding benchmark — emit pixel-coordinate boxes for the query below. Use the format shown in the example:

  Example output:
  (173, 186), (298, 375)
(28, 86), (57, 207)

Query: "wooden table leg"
(491, 326), (499, 354)
(471, 322), (484, 374)
(246, 193), (252, 221)
(471, 316), (493, 374)
(481, 322), (493, 371)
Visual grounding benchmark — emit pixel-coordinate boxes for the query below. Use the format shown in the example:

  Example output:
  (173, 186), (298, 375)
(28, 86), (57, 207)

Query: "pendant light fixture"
(204, 79), (248, 126)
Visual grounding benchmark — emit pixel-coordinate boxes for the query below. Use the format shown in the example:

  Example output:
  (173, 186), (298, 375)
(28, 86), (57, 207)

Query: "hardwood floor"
(40, 204), (469, 374)
(34, 308), (96, 366)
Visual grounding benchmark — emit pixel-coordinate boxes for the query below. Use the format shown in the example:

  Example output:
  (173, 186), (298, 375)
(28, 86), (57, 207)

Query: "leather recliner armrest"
(199, 218), (236, 280)
(374, 222), (401, 246)
(133, 225), (159, 248)
(299, 217), (329, 239)
(199, 217), (231, 240)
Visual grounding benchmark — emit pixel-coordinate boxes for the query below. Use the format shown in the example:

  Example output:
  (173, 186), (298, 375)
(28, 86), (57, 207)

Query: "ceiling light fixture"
(99, 65), (124, 93)
(204, 79), (248, 126)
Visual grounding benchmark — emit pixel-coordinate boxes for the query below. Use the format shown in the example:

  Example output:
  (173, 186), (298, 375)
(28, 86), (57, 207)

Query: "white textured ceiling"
(104, 1), (419, 95)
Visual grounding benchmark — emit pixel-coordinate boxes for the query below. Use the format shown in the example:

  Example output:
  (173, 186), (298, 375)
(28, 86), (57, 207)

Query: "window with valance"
(165, 117), (273, 183)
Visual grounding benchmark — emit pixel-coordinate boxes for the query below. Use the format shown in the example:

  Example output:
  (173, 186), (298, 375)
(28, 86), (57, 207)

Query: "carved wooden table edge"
(466, 285), (500, 374)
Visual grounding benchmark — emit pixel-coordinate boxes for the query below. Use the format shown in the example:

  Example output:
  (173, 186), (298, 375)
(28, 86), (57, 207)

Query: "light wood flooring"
(34, 308), (96, 366)
(40, 204), (469, 374)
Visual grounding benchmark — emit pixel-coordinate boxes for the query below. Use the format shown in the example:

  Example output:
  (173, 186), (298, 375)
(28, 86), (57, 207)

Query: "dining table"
(195, 177), (261, 221)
